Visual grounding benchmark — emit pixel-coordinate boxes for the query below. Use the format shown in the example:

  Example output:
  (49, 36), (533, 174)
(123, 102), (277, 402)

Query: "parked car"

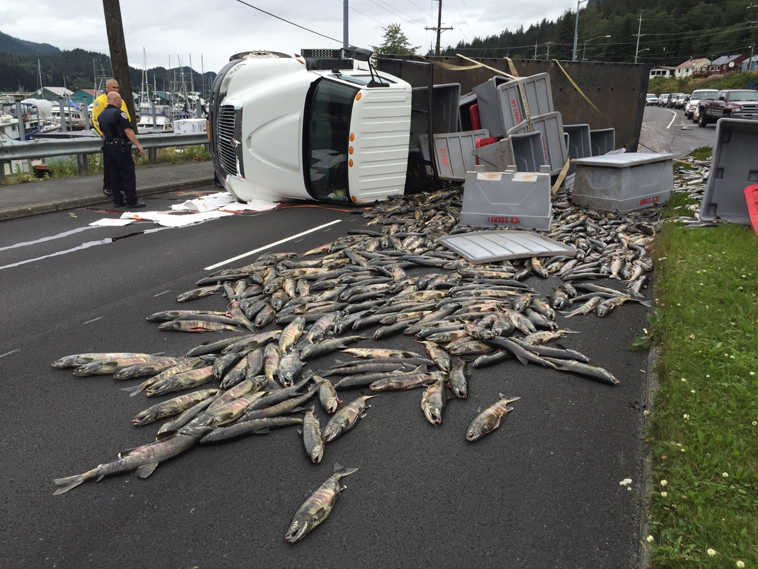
(674, 93), (689, 108)
(658, 93), (671, 106)
(668, 93), (685, 108)
(686, 89), (719, 120)
(646, 93), (659, 105)
(699, 89), (758, 127)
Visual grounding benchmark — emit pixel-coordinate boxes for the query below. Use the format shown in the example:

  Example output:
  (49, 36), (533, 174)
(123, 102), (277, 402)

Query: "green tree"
(373, 24), (419, 56)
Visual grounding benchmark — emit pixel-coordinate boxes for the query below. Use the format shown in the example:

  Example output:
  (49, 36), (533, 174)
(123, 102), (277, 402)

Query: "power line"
(366, 0), (418, 26)
(233, 0), (343, 44)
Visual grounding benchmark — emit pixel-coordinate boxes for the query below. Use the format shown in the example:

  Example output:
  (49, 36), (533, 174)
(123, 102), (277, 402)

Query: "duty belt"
(104, 139), (129, 145)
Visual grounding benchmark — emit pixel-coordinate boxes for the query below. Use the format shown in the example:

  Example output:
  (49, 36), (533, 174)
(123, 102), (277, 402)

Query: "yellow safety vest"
(91, 93), (131, 136)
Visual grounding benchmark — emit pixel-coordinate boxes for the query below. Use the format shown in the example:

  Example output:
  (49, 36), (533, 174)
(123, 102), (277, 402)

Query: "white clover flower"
(646, 535), (654, 543)
(736, 560), (745, 568)
(683, 414), (690, 420)
(619, 478), (632, 487)
(660, 480), (668, 487)
(680, 377), (687, 382)
(722, 472), (729, 478)
(707, 548), (717, 557)
(660, 491), (668, 497)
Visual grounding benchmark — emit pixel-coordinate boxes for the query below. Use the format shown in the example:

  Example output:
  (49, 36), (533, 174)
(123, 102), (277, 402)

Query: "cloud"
(1, 0), (577, 73)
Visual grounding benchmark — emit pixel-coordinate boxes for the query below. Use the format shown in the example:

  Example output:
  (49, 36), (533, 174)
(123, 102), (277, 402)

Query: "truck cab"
(699, 89), (758, 127)
(209, 50), (412, 204)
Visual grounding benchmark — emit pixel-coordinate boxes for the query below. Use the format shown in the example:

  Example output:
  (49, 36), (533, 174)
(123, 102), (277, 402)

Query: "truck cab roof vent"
(301, 48), (354, 71)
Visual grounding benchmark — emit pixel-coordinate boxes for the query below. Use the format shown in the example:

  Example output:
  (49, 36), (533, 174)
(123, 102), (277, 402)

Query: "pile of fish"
(50, 179), (670, 542)
(665, 158), (712, 225)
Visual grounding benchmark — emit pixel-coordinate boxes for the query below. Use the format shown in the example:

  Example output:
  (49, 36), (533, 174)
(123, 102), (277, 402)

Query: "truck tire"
(698, 113), (709, 128)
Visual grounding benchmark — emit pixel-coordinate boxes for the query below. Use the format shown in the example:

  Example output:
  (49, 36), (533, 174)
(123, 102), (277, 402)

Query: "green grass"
(1, 145), (211, 185)
(644, 222), (758, 568)
(689, 147), (713, 161)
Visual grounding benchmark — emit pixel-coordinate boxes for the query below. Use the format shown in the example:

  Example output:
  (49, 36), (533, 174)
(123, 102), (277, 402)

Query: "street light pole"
(572, 0), (587, 61)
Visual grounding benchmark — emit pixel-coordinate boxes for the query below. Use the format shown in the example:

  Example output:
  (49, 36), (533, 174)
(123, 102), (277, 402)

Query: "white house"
(674, 58), (710, 78)
(649, 66), (676, 79)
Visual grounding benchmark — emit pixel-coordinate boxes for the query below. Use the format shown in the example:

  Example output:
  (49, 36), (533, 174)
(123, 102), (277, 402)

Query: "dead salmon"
(284, 463), (358, 543)
(465, 395), (521, 442)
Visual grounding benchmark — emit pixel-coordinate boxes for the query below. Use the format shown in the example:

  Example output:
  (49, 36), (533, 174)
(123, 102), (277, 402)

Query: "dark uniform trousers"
(103, 140), (137, 206)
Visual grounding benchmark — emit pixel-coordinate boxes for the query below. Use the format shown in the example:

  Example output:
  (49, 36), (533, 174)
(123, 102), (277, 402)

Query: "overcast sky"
(1, 0), (577, 73)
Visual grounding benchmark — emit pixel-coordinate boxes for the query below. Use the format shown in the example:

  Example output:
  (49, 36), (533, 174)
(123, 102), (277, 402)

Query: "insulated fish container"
(571, 152), (674, 212)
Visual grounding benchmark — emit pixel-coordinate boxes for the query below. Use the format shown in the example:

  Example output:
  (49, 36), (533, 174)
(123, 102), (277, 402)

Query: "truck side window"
(303, 79), (358, 201)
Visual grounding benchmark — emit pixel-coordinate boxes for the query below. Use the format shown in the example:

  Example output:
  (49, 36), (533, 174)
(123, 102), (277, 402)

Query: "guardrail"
(0, 132), (209, 181)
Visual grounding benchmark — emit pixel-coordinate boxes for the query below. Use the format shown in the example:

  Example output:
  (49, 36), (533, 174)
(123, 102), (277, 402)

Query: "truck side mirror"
(719, 95), (726, 101)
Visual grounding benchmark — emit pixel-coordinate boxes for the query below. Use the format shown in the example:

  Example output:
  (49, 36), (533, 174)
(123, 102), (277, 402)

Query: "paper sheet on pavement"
(120, 210), (233, 227)
(220, 199), (278, 213)
(171, 191), (236, 212)
(88, 218), (135, 227)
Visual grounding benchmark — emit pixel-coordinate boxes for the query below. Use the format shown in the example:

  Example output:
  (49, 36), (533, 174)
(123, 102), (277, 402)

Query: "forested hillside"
(0, 31), (59, 56)
(444, 0), (757, 66)
(0, 31), (214, 93)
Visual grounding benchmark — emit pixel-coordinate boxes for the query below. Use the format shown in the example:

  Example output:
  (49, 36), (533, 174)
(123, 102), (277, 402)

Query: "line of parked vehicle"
(646, 89), (758, 127)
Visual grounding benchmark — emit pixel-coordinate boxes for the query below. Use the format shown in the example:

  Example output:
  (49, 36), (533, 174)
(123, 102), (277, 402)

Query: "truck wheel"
(698, 114), (708, 128)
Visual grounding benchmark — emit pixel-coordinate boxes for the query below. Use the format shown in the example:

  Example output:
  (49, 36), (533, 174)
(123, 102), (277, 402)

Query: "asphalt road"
(638, 104), (717, 156)
(0, 189), (650, 569)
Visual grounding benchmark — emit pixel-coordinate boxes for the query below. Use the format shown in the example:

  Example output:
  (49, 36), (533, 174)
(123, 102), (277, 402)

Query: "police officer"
(92, 79), (130, 197)
(99, 92), (145, 208)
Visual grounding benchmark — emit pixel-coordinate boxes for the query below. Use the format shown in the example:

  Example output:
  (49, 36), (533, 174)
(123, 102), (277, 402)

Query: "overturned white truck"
(208, 48), (414, 204)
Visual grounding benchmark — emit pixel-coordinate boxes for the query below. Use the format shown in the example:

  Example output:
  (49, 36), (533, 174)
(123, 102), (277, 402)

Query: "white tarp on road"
(115, 192), (279, 228)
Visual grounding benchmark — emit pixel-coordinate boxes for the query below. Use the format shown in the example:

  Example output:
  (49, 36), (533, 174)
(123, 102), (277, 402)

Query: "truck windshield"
(727, 90), (758, 101)
(303, 79), (359, 201)
(693, 90), (718, 99)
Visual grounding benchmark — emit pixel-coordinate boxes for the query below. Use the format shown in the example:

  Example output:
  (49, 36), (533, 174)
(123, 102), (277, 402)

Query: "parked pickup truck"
(685, 89), (719, 121)
(699, 89), (758, 126)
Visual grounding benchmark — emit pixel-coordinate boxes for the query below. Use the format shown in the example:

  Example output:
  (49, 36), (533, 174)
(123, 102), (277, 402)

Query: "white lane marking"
(666, 110), (677, 129)
(153, 290), (172, 297)
(203, 219), (343, 271)
(0, 348), (20, 359)
(82, 316), (104, 325)
(0, 226), (94, 253)
(0, 239), (112, 271)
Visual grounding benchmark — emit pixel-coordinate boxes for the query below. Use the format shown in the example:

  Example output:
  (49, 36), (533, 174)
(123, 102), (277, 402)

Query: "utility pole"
(102, 0), (138, 131)
(534, 40), (538, 60)
(546, 42), (551, 62)
(572, 0), (587, 61)
(634, 13), (643, 64)
(343, 0), (349, 49)
(748, 5), (757, 72)
(425, 0), (453, 56)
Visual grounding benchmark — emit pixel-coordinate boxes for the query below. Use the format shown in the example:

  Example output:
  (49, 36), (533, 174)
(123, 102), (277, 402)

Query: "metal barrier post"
(148, 148), (157, 162)
(76, 153), (88, 175)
